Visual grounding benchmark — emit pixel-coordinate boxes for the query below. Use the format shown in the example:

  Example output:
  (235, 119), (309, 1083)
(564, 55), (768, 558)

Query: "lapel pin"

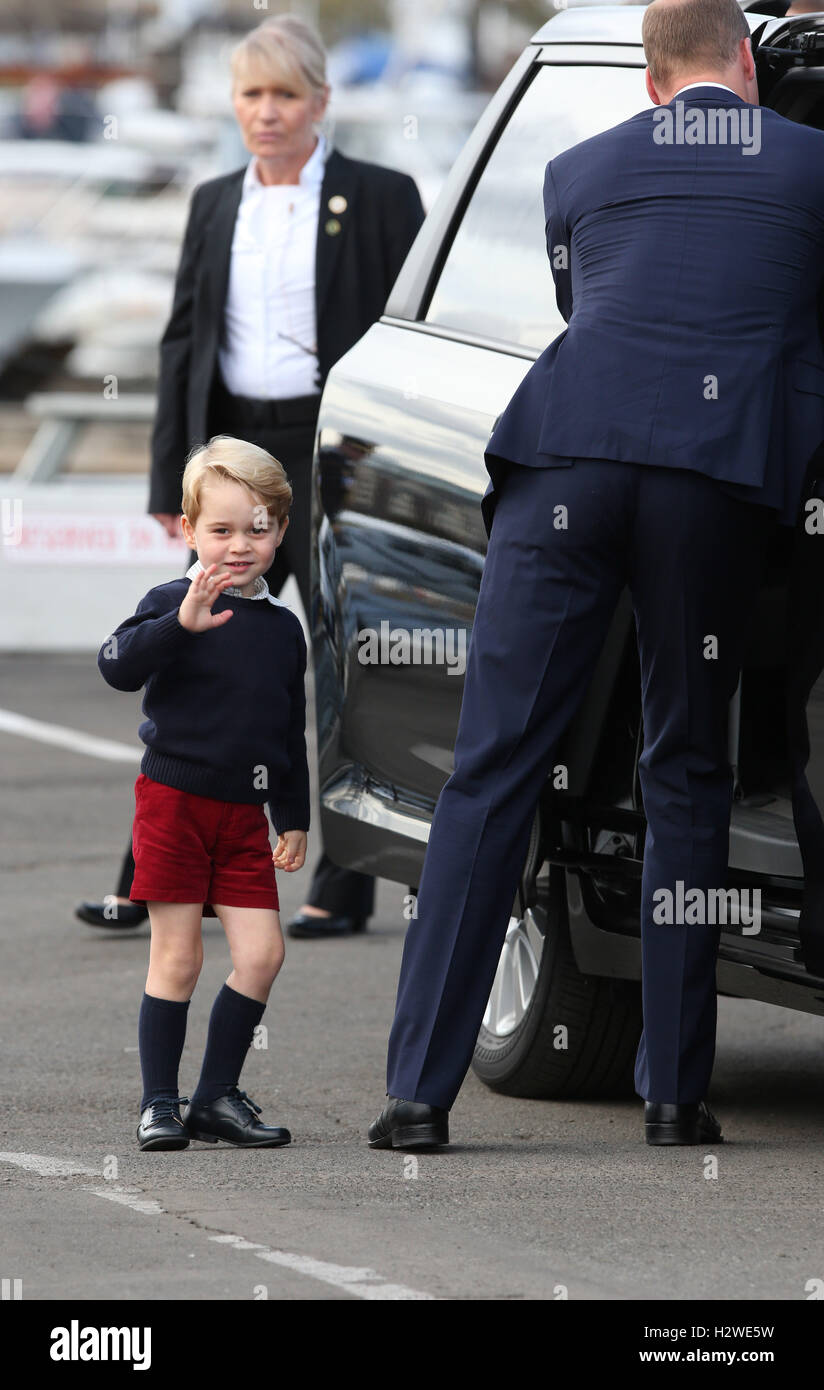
(325, 217), (341, 235)
(328, 195), (347, 214)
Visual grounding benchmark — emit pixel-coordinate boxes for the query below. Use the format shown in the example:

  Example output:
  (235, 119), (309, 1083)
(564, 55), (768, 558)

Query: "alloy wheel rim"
(482, 903), (546, 1038)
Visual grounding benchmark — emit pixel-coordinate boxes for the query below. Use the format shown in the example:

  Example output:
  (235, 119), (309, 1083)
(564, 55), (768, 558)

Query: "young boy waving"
(98, 435), (309, 1151)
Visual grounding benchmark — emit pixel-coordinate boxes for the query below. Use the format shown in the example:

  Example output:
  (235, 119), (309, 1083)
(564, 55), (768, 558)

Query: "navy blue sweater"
(97, 576), (310, 834)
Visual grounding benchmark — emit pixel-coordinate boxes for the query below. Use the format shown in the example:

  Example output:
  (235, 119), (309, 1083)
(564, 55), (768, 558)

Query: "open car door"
(753, 12), (824, 976)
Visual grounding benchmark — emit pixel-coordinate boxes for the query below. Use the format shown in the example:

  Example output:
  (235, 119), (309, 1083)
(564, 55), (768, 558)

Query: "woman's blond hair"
(230, 13), (328, 98)
(181, 435), (292, 528)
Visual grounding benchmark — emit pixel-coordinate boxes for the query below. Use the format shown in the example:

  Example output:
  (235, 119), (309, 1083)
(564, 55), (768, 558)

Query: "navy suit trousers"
(386, 458), (776, 1109)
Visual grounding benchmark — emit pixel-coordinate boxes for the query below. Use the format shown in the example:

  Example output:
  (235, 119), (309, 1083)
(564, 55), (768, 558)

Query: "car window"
(425, 63), (649, 351)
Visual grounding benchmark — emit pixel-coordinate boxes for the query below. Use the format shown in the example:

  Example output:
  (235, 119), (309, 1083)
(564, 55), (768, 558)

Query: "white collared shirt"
(218, 132), (327, 402)
(185, 558), (287, 608)
(672, 81), (740, 99)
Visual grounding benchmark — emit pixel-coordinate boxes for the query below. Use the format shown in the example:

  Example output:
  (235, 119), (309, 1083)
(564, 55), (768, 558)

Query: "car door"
(312, 49), (652, 878)
(747, 13), (824, 975)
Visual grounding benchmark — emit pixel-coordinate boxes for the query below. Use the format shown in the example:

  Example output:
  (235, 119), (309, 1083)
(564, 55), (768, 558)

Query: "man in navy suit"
(369, 0), (824, 1150)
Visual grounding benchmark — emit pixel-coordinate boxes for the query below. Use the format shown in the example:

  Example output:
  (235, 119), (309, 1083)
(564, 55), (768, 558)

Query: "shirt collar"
(186, 558), (269, 601)
(243, 130), (327, 194)
(671, 81), (741, 99)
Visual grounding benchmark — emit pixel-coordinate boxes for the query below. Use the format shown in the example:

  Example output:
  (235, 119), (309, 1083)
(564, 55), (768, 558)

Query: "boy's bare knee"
(254, 949), (284, 985)
(233, 946), (283, 994)
(150, 940), (202, 991)
(180, 964), (202, 994)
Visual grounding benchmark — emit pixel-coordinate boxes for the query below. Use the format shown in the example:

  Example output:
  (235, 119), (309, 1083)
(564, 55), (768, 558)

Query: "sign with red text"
(1, 508), (188, 564)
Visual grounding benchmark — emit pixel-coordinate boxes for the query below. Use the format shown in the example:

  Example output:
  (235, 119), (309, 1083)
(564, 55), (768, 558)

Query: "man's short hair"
(642, 0), (750, 89)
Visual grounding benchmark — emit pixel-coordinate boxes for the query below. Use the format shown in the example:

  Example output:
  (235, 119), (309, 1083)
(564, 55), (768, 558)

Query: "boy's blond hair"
(181, 435), (293, 527)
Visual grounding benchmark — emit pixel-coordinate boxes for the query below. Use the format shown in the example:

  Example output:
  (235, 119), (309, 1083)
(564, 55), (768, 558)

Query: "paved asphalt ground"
(1, 649), (823, 1305)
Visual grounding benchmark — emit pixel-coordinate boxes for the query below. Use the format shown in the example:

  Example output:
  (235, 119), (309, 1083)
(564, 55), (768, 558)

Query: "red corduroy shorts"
(129, 773), (279, 917)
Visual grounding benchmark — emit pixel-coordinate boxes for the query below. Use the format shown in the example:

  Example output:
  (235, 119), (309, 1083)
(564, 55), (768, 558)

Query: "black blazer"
(148, 145), (425, 514)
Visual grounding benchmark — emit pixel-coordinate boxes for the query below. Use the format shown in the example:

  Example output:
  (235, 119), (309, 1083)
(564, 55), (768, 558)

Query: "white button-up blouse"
(218, 132), (327, 402)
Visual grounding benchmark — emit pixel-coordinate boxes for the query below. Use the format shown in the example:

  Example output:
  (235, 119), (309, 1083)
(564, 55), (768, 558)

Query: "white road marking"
(83, 1186), (164, 1216)
(210, 1233), (436, 1301)
(0, 1152), (99, 1178)
(0, 708), (139, 763)
(0, 1153), (437, 1300)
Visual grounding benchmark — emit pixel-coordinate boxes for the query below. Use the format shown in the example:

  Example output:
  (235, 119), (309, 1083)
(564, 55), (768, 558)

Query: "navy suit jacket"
(483, 85), (824, 535)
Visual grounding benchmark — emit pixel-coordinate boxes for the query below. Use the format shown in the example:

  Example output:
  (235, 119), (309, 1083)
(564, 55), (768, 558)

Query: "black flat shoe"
(183, 1087), (291, 1147)
(368, 1096), (449, 1150)
(645, 1100), (723, 1146)
(76, 900), (148, 929)
(286, 911), (367, 939)
(137, 1096), (190, 1150)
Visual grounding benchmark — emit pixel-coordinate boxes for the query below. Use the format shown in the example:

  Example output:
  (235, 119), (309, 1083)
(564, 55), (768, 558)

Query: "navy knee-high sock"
(138, 992), (190, 1111)
(191, 983), (266, 1105)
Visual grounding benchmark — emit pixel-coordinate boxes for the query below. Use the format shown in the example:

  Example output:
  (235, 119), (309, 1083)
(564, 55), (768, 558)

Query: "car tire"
(472, 862), (643, 1099)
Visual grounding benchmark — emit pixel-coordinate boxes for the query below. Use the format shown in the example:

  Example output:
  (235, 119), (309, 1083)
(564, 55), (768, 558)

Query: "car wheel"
(472, 857), (643, 1099)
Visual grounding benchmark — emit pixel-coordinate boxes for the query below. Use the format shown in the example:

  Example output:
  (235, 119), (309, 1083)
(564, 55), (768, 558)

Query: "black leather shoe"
(183, 1087), (291, 1147)
(286, 911), (367, 939)
(368, 1096), (449, 1150)
(645, 1100), (723, 1145)
(76, 900), (148, 929)
(137, 1096), (190, 1150)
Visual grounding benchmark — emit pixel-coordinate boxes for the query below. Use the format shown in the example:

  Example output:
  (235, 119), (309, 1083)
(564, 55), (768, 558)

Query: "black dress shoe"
(136, 1096), (190, 1151)
(286, 910), (367, 939)
(645, 1100), (723, 1146)
(76, 900), (148, 929)
(183, 1087), (291, 1147)
(368, 1096), (449, 1150)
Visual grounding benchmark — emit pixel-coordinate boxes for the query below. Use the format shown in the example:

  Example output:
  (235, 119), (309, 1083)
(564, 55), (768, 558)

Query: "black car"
(310, 4), (824, 1099)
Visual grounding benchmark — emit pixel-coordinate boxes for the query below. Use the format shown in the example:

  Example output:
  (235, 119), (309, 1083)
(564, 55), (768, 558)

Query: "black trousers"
(116, 377), (375, 920)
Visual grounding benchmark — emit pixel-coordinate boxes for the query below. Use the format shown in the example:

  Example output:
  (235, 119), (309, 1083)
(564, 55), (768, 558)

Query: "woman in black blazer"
(76, 13), (425, 940)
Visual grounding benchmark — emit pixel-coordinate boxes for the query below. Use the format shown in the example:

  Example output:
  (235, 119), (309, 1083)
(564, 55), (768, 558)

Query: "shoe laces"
(225, 1086), (261, 1119)
(145, 1095), (189, 1121)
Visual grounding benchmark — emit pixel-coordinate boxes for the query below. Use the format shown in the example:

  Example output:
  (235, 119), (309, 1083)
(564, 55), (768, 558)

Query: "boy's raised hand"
(273, 830), (307, 873)
(177, 563), (236, 633)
